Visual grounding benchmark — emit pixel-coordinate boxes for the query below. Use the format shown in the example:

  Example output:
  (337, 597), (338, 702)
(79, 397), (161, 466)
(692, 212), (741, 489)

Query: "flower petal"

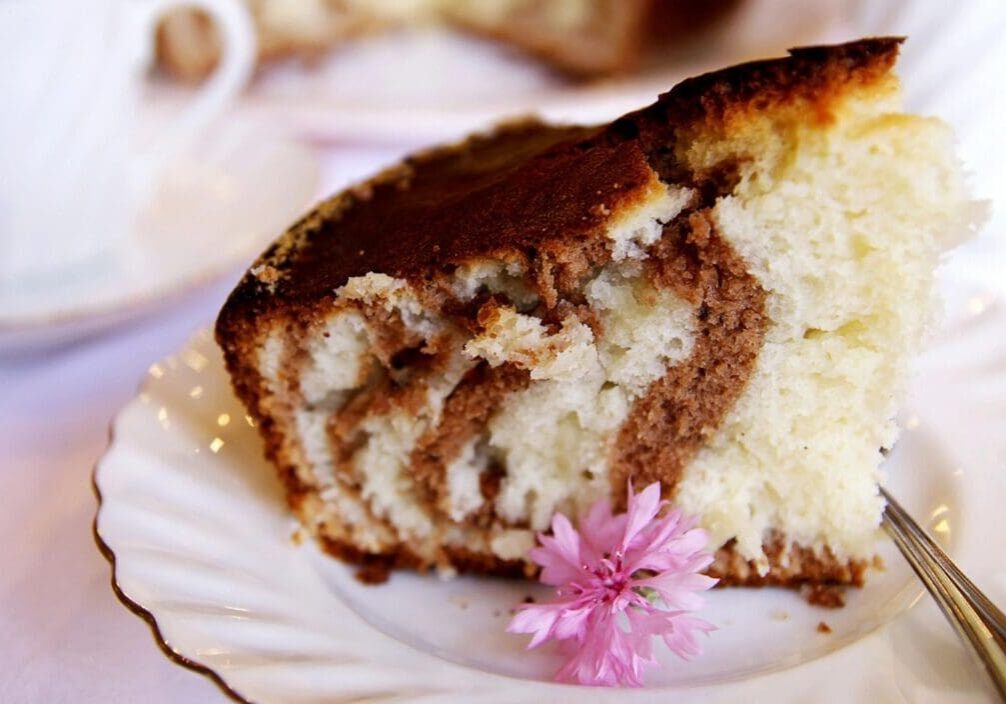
(634, 571), (717, 610)
(620, 482), (663, 552)
(624, 524), (712, 575)
(554, 610), (646, 687)
(507, 603), (565, 648)
(661, 614), (717, 660)
(531, 513), (585, 586)
(550, 512), (581, 561)
(551, 602), (596, 642)
(578, 498), (626, 563)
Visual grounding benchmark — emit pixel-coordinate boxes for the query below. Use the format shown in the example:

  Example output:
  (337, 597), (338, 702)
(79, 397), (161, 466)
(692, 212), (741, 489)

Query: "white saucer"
(93, 276), (1005, 703)
(0, 119), (319, 355)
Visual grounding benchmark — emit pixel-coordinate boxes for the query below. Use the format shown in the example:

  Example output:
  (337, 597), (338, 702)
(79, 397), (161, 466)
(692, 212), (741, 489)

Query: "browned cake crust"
(217, 38), (903, 590)
(321, 533), (867, 590)
(218, 37), (900, 329)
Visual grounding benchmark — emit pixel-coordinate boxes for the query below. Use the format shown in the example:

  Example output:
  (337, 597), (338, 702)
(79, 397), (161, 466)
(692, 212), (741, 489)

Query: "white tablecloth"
(0, 146), (408, 703)
(3, 277), (238, 703)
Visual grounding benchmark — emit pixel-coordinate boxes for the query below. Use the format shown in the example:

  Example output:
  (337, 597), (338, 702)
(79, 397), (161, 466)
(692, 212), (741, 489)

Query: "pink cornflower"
(507, 482), (717, 687)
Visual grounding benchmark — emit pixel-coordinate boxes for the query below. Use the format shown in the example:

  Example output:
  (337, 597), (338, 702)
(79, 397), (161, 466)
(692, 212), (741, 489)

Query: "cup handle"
(136, 0), (256, 187)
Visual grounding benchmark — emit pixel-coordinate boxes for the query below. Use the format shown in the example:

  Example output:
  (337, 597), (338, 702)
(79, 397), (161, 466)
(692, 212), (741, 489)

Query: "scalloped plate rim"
(92, 283), (1006, 702)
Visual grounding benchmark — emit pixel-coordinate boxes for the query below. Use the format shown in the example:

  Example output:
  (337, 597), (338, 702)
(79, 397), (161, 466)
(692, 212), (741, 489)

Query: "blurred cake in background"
(442, 0), (654, 76)
(156, 0), (739, 81)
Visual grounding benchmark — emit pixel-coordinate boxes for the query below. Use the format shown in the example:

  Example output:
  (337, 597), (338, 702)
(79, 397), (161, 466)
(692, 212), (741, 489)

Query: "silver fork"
(881, 487), (1006, 700)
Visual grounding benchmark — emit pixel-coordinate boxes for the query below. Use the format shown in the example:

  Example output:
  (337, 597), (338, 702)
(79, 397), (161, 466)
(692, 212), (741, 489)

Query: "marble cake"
(216, 38), (975, 588)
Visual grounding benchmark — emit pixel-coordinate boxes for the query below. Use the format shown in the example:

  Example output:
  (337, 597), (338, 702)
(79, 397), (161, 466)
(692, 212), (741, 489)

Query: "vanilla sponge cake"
(216, 39), (975, 588)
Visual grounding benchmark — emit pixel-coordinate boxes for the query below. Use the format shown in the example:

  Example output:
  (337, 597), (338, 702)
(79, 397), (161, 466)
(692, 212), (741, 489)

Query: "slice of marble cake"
(216, 38), (975, 588)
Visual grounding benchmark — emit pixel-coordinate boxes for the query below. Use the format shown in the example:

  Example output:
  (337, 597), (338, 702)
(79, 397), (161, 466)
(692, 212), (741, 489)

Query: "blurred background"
(1, 0), (1004, 701)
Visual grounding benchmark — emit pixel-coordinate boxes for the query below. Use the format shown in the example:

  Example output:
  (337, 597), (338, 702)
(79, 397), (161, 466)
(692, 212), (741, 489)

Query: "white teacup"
(0, 0), (255, 291)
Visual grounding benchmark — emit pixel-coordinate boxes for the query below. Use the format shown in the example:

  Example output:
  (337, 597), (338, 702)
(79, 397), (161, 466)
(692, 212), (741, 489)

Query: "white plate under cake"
(93, 302), (1005, 698)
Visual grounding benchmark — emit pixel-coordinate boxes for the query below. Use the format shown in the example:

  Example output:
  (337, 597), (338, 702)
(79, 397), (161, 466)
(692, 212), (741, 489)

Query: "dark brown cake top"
(217, 37), (901, 330)
(241, 121), (658, 305)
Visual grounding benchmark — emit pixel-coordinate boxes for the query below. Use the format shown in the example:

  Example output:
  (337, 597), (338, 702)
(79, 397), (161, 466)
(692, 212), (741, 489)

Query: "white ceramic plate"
(0, 119), (318, 356)
(94, 275), (1006, 703)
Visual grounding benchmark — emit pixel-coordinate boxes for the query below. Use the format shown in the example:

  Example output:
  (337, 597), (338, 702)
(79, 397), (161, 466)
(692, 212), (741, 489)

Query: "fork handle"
(881, 487), (1006, 701)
